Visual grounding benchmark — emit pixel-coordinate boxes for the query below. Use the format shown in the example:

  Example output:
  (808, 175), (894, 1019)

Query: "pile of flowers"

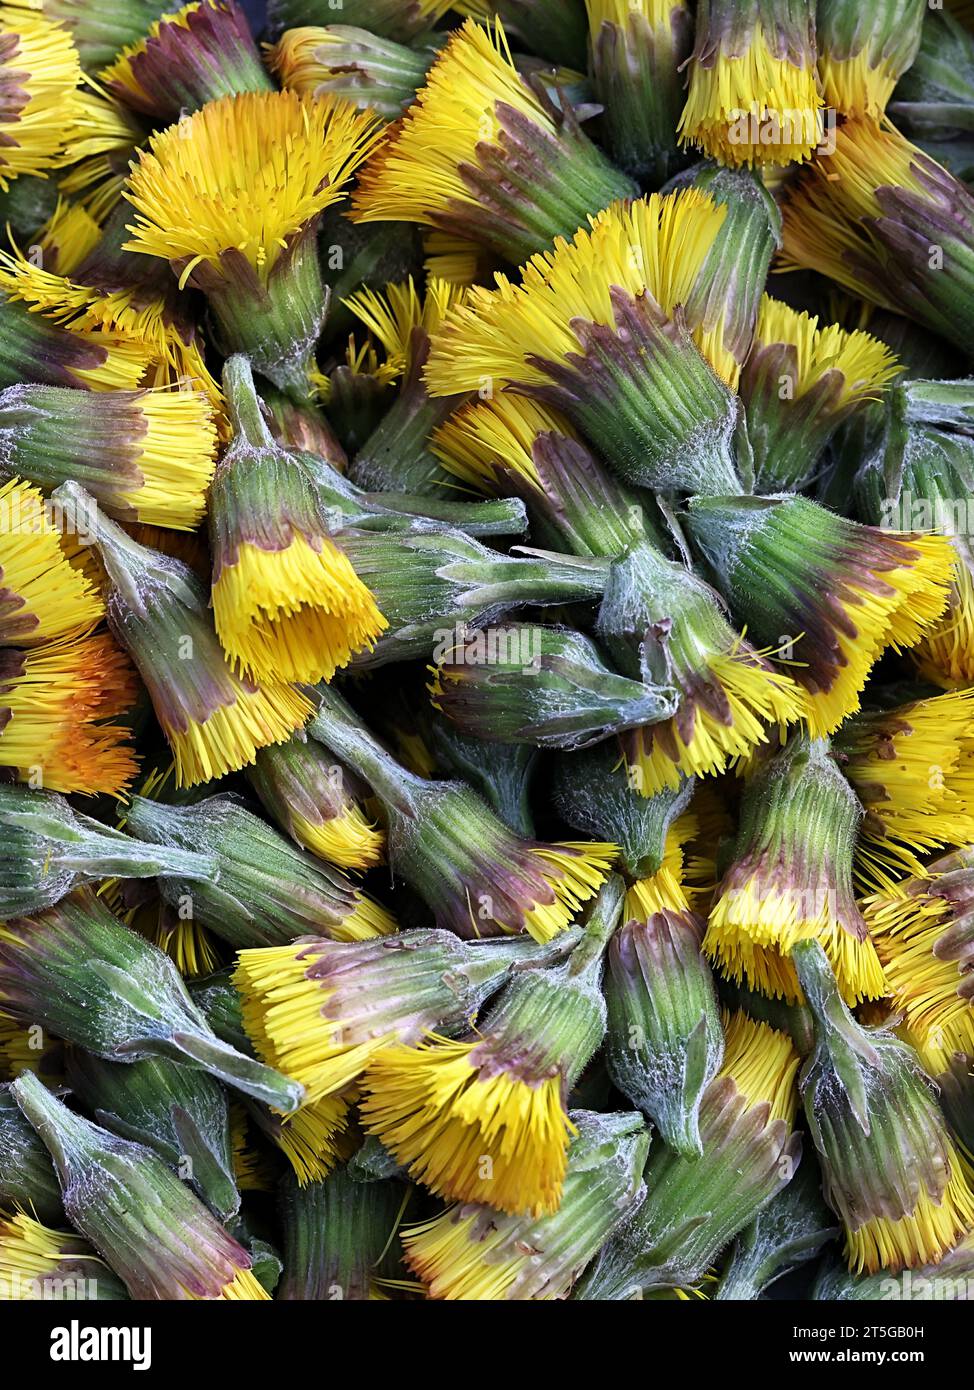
(2, 0), (974, 1303)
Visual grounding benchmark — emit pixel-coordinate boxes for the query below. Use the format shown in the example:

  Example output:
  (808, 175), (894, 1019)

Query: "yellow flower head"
(838, 690), (974, 891)
(752, 296), (900, 411)
(817, 0), (926, 119)
(210, 356), (387, 685)
(864, 854), (974, 1059)
(514, 842), (619, 944)
(351, 18), (635, 263)
(343, 276), (467, 381)
(0, 279), (157, 392)
(625, 640), (806, 796)
(0, 630), (139, 796)
(915, 549), (974, 689)
(0, 382), (219, 531)
(846, 1152), (974, 1275)
(431, 393), (578, 497)
(401, 1110), (649, 1300)
(266, 25), (333, 95)
(602, 544), (807, 798)
(0, 1210), (117, 1300)
(703, 736), (887, 1006)
(116, 387), (219, 530)
(361, 1031), (574, 1216)
(0, 243), (225, 424)
(687, 495), (955, 739)
(166, 675), (313, 791)
(425, 188), (732, 395)
(234, 940), (393, 1111)
(294, 801), (385, 872)
(124, 90), (383, 288)
(100, 1), (271, 122)
(212, 532), (388, 686)
(247, 735), (386, 873)
(819, 48), (899, 121)
(719, 1009), (800, 1128)
(352, 18), (548, 218)
(0, 7), (83, 189)
(266, 21), (435, 120)
(779, 119), (943, 311)
(268, 1095), (354, 1185)
(678, 0), (822, 167)
(36, 199), (102, 275)
(0, 476), (104, 644)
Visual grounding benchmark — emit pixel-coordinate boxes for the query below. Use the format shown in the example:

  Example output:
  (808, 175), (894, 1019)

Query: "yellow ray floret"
(154, 913), (221, 980)
(864, 883), (974, 1057)
(424, 190), (733, 396)
(753, 295), (900, 407)
(361, 1033), (574, 1216)
(818, 49), (901, 122)
(333, 892), (397, 943)
(403, 1207), (531, 1301)
(0, 1006), (63, 1079)
(0, 273), (157, 389)
(291, 802), (385, 873)
(164, 679), (312, 789)
(519, 842), (618, 943)
(627, 644), (806, 795)
(0, 250), (224, 424)
(351, 19), (556, 225)
(61, 89), (143, 164)
(0, 1210), (112, 1299)
(0, 8), (83, 189)
(423, 228), (495, 286)
(0, 630), (138, 796)
(312, 334), (401, 404)
(214, 1266), (271, 1300)
(623, 810), (704, 918)
(705, 877), (887, 1007)
(678, 20), (822, 167)
(431, 394), (577, 495)
(271, 1094), (353, 1184)
(0, 248), (170, 353)
(801, 533), (955, 739)
(36, 199), (102, 275)
(719, 1009), (799, 1127)
(779, 120), (934, 306)
(842, 690), (974, 889)
(124, 90), (383, 285)
(212, 535), (387, 685)
(118, 388), (219, 530)
(846, 1151), (974, 1275)
(230, 1103), (276, 1192)
(343, 276), (467, 378)
(915, 552), (974, 689)
(234, 942), (393, 1109)
(0, 476), (104, 645)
